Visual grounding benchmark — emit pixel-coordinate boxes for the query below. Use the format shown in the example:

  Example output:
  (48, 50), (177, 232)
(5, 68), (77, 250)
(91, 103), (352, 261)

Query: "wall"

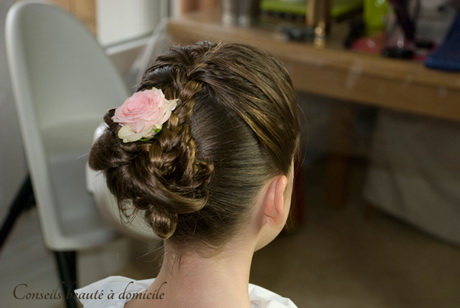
(97, 0), (168, 46)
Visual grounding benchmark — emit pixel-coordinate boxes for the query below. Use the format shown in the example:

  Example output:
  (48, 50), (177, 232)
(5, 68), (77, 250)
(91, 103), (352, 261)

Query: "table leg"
(326, 104), (354, 208)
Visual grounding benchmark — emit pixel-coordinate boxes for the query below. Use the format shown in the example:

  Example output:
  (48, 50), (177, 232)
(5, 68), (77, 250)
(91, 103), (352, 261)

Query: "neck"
(146, 240), (255, 308)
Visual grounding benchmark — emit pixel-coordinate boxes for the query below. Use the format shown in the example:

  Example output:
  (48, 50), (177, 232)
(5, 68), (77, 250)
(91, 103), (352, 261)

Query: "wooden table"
(167, 9), (460, 210)
(168, 9), (460, 122)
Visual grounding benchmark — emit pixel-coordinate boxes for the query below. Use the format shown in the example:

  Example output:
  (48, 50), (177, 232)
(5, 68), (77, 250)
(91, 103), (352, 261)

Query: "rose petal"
(118, 125), (144, 143)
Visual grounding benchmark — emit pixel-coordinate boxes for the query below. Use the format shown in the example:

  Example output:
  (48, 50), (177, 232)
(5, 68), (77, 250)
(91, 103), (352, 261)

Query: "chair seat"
(40, 119), (118, 250)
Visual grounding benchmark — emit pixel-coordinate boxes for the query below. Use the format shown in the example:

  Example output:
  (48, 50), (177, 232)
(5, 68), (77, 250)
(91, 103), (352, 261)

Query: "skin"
(125, 164), (294, 308)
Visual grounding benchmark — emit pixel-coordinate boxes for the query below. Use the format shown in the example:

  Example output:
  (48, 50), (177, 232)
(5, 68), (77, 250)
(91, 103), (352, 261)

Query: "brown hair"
(89, 41), (300, 248)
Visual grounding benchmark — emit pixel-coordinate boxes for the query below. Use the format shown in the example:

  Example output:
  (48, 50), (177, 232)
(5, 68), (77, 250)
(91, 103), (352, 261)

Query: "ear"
(262, 175), (289, 226)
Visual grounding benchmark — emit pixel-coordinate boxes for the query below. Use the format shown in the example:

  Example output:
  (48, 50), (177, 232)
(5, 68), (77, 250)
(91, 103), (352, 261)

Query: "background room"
(1, 0), (459, 307)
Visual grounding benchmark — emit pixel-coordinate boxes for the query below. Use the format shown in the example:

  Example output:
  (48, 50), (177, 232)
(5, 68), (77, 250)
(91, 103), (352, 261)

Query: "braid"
(130, 75), (214, 237)
(146, 77), (213, 211)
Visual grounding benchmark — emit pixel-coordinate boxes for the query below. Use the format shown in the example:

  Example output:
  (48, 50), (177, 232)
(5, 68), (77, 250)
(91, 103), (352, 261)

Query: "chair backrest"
(5, 0), (127, 249)
(6, 1), (128, 130)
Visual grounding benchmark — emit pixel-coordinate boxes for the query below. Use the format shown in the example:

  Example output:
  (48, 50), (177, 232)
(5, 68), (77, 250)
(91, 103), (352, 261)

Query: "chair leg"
(0, 176), (35, 252)
(54, 251), (78, 308)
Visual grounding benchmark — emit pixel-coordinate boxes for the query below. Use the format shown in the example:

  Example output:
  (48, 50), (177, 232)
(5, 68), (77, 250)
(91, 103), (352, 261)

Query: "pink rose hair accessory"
(112, 88), (178, 143)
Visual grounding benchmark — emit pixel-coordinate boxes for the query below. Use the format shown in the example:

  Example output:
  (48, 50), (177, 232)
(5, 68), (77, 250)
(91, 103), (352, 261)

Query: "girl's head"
(89, 41), (300, 250)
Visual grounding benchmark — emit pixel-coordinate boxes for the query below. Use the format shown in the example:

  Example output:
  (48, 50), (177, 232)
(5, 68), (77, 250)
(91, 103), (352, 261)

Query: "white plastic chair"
(5, 1), (127, 307)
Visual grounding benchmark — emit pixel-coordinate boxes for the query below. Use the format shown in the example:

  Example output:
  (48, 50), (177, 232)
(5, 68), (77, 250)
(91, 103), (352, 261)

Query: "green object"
(260, 0), (363, 18)
(364, 0), (389, 35)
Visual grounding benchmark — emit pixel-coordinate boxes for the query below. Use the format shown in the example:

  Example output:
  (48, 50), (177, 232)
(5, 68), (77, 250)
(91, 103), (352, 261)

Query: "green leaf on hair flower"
(140, 137), (154, 142)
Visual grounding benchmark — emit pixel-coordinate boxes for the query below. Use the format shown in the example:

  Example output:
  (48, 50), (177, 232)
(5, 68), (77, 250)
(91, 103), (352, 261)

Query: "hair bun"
(89, 41), (300, 245)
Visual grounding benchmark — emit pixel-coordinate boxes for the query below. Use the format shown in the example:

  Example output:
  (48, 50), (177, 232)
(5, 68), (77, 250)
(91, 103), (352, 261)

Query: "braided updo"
(89, 41), (300, 247)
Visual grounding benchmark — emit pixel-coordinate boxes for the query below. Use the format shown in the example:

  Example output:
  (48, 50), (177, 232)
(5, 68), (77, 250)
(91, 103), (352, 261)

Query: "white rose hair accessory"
(112, 88), (178, 143)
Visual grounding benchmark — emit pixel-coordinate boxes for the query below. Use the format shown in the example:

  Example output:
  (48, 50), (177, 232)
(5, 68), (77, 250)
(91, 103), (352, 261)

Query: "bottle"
(307, 0), (332, 45)
(364, 0), (390, 35)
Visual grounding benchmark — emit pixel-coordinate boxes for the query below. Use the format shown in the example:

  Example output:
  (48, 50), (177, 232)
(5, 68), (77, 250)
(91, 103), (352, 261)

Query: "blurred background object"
(364, 0), (389, 35)
(381, 0), (420, 59)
